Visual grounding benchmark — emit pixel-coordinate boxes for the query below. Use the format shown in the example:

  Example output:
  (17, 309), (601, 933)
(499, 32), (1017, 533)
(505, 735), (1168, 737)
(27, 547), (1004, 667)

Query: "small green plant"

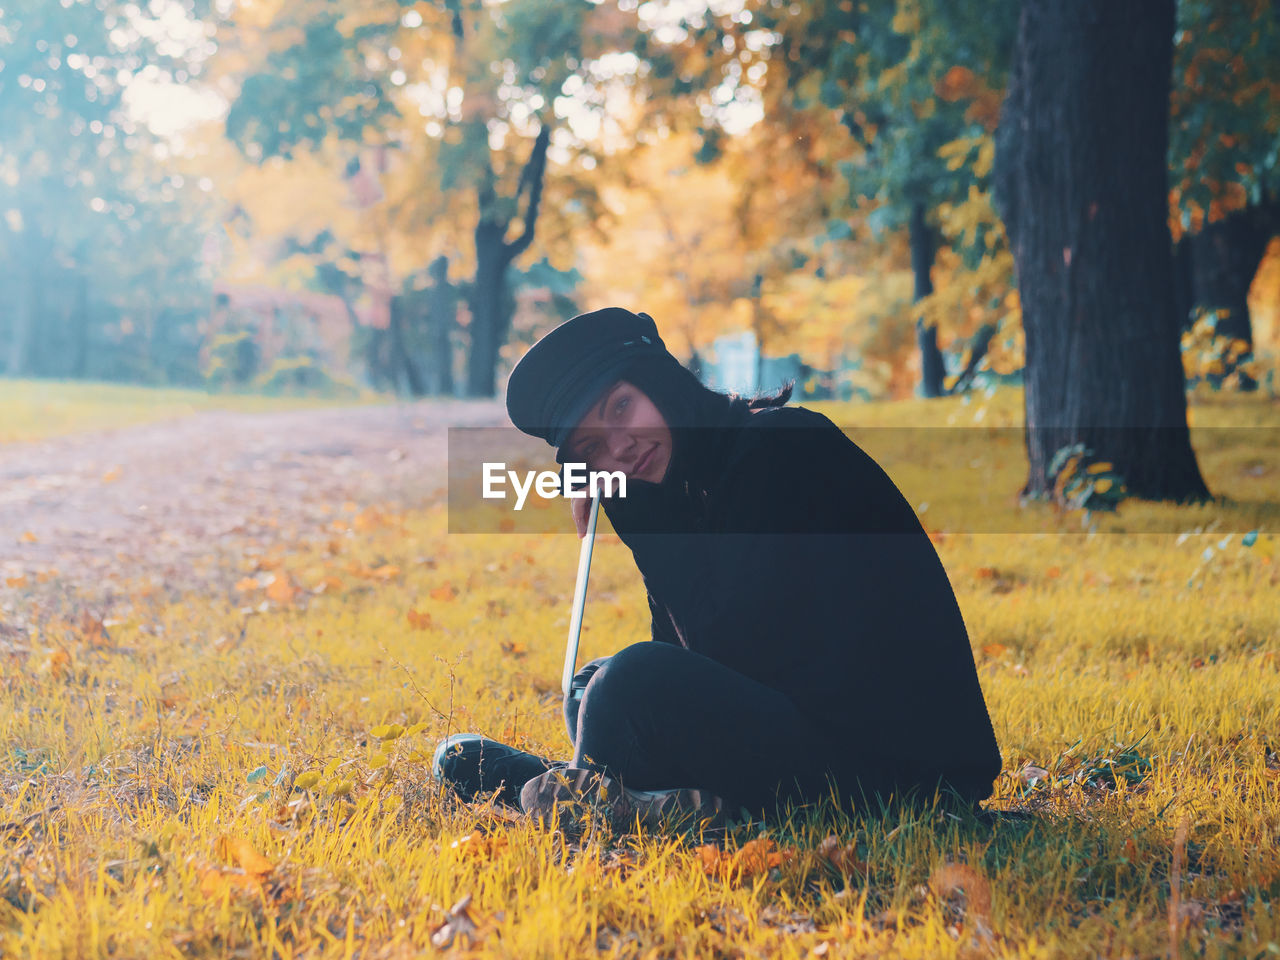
(1048, 442), (1128, 512)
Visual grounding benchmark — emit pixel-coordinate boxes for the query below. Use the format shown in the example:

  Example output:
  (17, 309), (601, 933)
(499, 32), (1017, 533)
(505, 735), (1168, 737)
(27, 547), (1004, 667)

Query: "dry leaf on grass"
(929, 862), (996, 943)
(697, 838), (794, 883)
(449, 830), (509, 860)
(215, 834), (275, 876)
(265, 574), (298, 605)
(818, 835), (866, 874)
(430, 894), (489, 950)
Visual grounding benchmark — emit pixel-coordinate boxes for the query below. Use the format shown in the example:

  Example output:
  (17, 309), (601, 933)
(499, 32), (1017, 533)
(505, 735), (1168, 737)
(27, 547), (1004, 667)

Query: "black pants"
(562, 641), (897, 818)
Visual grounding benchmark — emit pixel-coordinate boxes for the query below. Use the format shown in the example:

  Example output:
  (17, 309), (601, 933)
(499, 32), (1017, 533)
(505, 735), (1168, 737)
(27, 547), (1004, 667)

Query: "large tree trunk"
(910, 201), (947, 398)
(993, 0), (1210, 504)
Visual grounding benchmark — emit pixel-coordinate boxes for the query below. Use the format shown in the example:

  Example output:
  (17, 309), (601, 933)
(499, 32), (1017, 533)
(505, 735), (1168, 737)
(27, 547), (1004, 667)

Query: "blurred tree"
(0, 0), (212, 381)
(708, 0), (1018, 396)
(994, 0), (1209, 503)
(217, 0), (639, 396)
(1168, 0), (1280, 388)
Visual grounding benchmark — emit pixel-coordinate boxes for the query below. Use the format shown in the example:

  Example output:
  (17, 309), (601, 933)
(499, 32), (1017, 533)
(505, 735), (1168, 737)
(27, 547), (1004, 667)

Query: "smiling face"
(562, 379), (672, 484)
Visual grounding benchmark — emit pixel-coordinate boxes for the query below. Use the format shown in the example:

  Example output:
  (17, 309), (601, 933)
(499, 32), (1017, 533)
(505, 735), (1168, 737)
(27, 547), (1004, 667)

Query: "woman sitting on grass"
(433, 307), (1003, 832)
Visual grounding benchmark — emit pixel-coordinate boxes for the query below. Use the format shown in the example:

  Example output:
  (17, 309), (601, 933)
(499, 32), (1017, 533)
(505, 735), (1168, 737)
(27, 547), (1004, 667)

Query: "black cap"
(505, 307), (670, 449)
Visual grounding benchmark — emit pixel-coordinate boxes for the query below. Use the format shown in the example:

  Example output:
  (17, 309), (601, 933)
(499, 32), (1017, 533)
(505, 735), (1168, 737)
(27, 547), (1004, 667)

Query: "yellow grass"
(0, 379), (379, 444)
(1, 385), (1278, 958)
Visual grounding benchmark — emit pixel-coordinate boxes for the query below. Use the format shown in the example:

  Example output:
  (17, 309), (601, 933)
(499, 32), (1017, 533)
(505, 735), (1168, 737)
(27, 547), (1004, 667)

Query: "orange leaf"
(929, 862), (993, 923)
(699, 839), (793, 882)
(450, 830), (507, 859)
(407, 609), (433, 630)
(5, 575), (28, 589)
(198, 866), (261, 898)
(19, 531), (38, 544)
(265, 575), (298, 605)
(500, 641), (527, 658)
(216, 834), (275, 876)
(353, 508), (384, 532)
(80, 612), (110, 648)
(234, 577), (260, 593)
(981, 643), (1008, 658)
(101, 467), (122, 484)
(372, 564), (401, 581)
(935, 65), (977, 101)
(976, 566), (997, 579)
(43, 648), (72, 679)
(818, 835), (865, 874)
(1044, 566), (1061, 579)
(430, 584), (458, 602)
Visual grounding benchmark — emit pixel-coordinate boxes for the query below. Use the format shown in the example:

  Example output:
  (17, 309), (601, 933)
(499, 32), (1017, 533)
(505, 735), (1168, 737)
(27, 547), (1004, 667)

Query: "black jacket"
(600, 403), (1004, 803)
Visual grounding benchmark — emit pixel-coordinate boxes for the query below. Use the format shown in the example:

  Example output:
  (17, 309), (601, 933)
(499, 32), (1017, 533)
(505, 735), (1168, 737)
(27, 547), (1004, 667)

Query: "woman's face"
(563, 379), (672, 483)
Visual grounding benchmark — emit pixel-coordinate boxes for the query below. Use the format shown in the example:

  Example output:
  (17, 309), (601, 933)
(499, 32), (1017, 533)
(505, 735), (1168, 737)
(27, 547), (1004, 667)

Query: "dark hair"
(616, 354), (793, 430)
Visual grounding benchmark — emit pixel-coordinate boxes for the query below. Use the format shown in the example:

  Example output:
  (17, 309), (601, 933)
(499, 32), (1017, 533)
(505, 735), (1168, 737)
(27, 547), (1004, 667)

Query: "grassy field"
(1, 386), (1278, 958)
(0, 379), (379, 444)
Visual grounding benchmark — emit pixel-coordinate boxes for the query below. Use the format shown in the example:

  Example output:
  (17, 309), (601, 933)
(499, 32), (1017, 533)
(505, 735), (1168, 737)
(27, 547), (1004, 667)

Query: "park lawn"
(1, 386), (1278, 958)
(0, 379), (380, 444)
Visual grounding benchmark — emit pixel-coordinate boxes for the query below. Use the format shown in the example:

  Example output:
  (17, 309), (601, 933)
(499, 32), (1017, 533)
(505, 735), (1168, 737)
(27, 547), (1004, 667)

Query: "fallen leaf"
(5, 575), (28, 589)
(42, 648), (72, 679)
(234, 577), (259, 593)
(981, 643), (1008, 658)
(19, 531), (38, 544)
(198, 866), (260, 898)
(449, 830), (509, 860)
(818, 835), (865, 874)
(430, 584), (458, 602)
(101, 467), (122, 484)
(80, 612), (111, 648)
(430, 894), (486, 950)
(698, 838), (794, 883)
(407, 609), (433, 630)
(215, 834), (275, 876)
(500, 641), (527, 659)
(265, 575), (298, 605)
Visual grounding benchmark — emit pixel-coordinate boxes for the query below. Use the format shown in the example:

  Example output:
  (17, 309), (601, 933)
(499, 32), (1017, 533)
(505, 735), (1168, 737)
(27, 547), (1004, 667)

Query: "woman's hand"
(570, 495), (592, 539)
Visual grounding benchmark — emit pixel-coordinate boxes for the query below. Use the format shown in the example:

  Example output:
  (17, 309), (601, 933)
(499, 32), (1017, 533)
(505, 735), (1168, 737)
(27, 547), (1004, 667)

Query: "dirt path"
(0, 399), (508, 593)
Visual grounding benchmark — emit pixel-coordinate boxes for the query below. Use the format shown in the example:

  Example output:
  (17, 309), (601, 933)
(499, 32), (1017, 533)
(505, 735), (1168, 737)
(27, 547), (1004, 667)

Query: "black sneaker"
(432, 734), (559, 808)
(519, 766), (724, 835)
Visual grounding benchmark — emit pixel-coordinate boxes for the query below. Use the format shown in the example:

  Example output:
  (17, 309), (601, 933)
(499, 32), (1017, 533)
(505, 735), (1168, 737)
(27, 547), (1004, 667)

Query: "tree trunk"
(466, 230), (509, 397)
(71, 269), (91, 379)
(7, 233), (43, 377)
(426, 255), (457, 396)
(388, 294), (425, 397)
(465, 127), (551, 398)
(910, 201), (947, 398)
(993, 0), (1210, 504)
